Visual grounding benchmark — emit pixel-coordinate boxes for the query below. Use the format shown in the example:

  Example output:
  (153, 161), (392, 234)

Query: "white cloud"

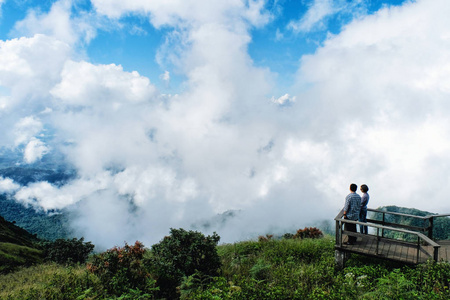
(24, 137), (50, 164)
(0, 34), (71, 105)
(13, 116), (43, 146)
(288, 0), (335, 32)
(291, 0), (450, 213)
(3, 0), (450, 249)
(159, 70), (170, 85)
(12, 0), (96, 45)
(271, 93), (296, 105)
(14, 173), (111, 211)
(51, 60), (157, 107)
(0, 177), (20, 194)
(91, 0), (271, 29)
(287, 0), (366, 33)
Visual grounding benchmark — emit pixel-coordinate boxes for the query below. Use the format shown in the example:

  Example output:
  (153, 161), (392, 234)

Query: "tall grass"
(0, 263), (102, 300)
(0, 242), (42, 273)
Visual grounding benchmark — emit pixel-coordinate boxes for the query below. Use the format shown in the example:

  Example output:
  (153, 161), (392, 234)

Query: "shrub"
(282, 233), (295, 239)
(42, 237), (94, 265)
(258, 234), (273, 242)
(294, 227), (323, 239)
(149, 228), (221, 299)
(250, 259), (272, 280)
(87, 241), (157, 297)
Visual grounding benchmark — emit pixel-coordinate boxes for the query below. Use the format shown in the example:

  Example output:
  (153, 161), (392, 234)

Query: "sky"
(1, 0), (450, 248)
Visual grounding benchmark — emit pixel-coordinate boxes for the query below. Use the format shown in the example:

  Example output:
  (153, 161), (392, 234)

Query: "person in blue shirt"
(343, 183), (361, 245)
(359, 184), (370, 234)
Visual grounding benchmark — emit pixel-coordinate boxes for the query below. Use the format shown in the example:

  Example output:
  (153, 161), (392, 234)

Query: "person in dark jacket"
(343, 183), (361, 245)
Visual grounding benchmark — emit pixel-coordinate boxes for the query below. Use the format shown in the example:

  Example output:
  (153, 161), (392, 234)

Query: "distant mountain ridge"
(0, 194), (72, 241)
(0, 166), (75, 241)
(0, 166), (75, 186)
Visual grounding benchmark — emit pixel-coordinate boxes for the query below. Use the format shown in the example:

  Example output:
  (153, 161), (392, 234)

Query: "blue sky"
(2, 0), (450, 247)
(1, 0), (408, 93)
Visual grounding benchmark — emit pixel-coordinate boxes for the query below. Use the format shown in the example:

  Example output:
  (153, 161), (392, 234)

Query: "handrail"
(367, 209), (450, 219)
(335, 209), (441, 262)
(337, 219), (440, 247)
(367, 208), (450, 239)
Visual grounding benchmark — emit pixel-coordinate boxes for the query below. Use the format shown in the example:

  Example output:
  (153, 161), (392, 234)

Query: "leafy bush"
(282, 233), (295, 239)
(87, 241), (157, 297)
(293, 227), (323, 239)
(249, 259), (272, 280)
(258, 234), (273, 242)
(149, 228), (221, 299)
(42, 237), (94, 265)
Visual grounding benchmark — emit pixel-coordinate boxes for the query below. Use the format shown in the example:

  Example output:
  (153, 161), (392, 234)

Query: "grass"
(184, 235), (450, 299)
(0, 243), (42, 273)
(0, 263), (101, 300)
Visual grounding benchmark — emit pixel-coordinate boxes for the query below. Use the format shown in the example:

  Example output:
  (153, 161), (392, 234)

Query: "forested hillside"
(0, 166), (75, 240)
(372, 206), (450, 240)
(0, 215), (43, 273)
(0, 195), (71, 241)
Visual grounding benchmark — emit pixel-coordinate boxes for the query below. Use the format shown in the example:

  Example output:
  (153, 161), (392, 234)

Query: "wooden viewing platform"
(334, 208), (450, 268)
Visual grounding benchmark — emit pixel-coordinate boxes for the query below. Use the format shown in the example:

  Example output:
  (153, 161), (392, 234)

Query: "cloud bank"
(1, 0), (450, 248)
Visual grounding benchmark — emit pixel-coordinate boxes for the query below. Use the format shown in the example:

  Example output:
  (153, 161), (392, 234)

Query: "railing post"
(376, 228), (380, 255)
(382, 212), (385, 237)
(416, 236), (420, 264)
(428, 217), (434, 239)
(335, 219), (340, 246)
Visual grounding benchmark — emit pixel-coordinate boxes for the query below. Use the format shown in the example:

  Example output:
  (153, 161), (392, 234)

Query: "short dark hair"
(360, 184), (369, 193)
(350, 183), (357, 192)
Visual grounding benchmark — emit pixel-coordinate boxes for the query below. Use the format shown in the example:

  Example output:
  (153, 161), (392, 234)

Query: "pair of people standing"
(343, 183), (370, 244)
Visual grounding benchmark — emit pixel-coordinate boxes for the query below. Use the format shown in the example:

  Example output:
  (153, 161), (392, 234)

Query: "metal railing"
(367, 209), (450, 240)
(335, 209), (441, 263)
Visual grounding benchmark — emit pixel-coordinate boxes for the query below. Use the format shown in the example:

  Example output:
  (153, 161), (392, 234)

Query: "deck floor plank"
(337, 233), (450, 264)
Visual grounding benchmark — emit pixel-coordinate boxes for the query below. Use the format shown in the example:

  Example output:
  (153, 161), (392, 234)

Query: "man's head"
(350, 183), (357, 192)
(360, 184), (369, 193)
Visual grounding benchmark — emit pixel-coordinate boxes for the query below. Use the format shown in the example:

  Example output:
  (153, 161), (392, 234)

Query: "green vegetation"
(42, 237), (94, 265)
(0, 263), (102, 300)
(371, 206), (450, 241)
(0, 215), (95, 274)
(0, 243), (43, 273)
(0, 194), (72, 241)
(1, 206), (449, 299)
(1, 224), (449, 299)
(0, 215), (43, 273)
(88, 241), (157, 297)
(149, 228), (222, 299)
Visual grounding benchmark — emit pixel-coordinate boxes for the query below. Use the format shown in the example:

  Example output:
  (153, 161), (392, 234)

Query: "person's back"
(344, 187), (361, 221)
(343, 183), (361, 244)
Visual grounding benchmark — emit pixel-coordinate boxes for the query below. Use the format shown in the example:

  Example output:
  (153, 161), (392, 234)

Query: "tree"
(42, 237), (94, 265)
(149, 228), (221, 299)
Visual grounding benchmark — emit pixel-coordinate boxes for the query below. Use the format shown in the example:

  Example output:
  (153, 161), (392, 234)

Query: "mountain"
(0, 166), (75, 241)
(0, 215), (43, 273)
(0, 194), (72, 241)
